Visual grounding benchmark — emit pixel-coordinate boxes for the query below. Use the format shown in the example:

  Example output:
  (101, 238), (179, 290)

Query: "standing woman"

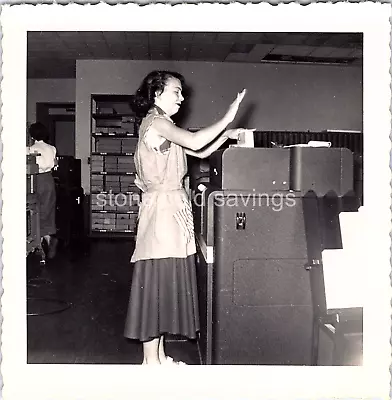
(124, 70), (251, 365)
(28, 122), (58, 259)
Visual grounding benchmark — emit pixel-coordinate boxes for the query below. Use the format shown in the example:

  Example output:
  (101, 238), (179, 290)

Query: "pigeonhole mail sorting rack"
(90, 95), (140, 238)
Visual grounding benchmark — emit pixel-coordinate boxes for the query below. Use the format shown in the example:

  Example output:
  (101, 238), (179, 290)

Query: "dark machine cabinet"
(52, 155), (81, 189)
(26, 194), (40, 256)
(197, 192), (320, 365)
(213, 194), (314, 365)
(26, 155), (45, 262)
(193, 147), (361, 365)
(53, 156), (85, 247)
(55, 186), (84, 247)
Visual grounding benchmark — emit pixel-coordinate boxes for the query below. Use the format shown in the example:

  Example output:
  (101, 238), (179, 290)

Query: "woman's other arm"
(154, 90), (247, 151)
(185, 128), (255, 159)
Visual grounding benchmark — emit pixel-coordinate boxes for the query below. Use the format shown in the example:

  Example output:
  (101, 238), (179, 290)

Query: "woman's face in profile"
(155, 77), (184, 117)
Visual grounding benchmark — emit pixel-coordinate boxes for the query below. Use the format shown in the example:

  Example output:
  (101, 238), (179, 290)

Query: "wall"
(27, 79), (76, 124)
(76, 60), (362, 193)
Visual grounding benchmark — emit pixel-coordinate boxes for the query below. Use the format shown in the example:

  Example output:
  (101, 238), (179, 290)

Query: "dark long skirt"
(124, 255), (200, 342)
(36, 172), (56, 237)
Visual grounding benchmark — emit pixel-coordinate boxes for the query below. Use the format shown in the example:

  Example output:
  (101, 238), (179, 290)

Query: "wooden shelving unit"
(89, 95), (140, 237)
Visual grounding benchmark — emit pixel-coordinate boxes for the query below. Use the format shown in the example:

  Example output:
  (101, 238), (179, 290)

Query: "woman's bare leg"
(158, 335), (166, 362)
(43, 235), (51, 246)
(158, 335), (187, 365)
(142, 338), (160, 364)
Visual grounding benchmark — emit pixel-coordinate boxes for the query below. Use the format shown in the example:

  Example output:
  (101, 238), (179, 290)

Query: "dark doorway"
(36, 102), (75, 157)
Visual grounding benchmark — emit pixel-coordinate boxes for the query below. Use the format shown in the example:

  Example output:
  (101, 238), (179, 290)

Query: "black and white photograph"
(1, 3), (391, 400)
(26, 29), (365, 366)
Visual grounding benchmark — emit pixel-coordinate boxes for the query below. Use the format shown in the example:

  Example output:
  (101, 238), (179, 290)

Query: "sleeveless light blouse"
(130, 106), (196, 262)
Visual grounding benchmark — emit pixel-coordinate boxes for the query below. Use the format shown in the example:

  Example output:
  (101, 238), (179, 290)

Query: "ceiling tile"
(170, 51), (189, 61)
(171, 32), (194, 43)
(189, 43), (228, 61)
(58, 39), (91, 53)
(107, 47), (132, 59)
(150, 45), (170, 60)
(326, 48), (356, 58)
(80, 31), (105, 41)
(30, 38), (65, 51)
(225, 53), (248, 62)
(129, 45), (150, 59)
(324, 33), (362, 47)
(31, 31), (58, 41)
(102, 31), (126, 42)
(56, 32), (80, 39)
(271, 45), (314, 57)
(103, 33), (132, 58)
(246, 44), (274, 62)
(231, 43), (254, 53)
(308, 46), (336, 57)
(209, 44), (232, 60)
(148, 32), (171, 45)
(171, 44), (191, 61)
(279, 34), (309, 46)
(216, 32), (238, 44)
(192, 32), (217, 43)
(302, 33), (331, 47)
(103, 32), (129, 56)
(348, 48), (363, 58)
(29, 49), (78, 59)
(189, 46), (221, 61)
(124, 31), (149, 44)
(84, 42), (111, 58)
(261, 33), (288, 44)
(189, 45), (208, 59)
(238, 32), (264, 43)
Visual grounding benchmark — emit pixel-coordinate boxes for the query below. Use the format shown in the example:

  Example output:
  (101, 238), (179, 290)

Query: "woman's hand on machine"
(223, 89), (247, 124)
(224, 128), (255, 140)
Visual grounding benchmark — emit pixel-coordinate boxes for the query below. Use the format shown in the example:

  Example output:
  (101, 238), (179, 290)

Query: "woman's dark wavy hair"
(131, 70), (186, 118)
(29, 122), (50, 142)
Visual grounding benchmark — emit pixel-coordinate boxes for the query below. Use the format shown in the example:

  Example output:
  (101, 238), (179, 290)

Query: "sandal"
(162, 356), (187, 365)
(141, 357), (187, 365)
(141, 360), (160, 365)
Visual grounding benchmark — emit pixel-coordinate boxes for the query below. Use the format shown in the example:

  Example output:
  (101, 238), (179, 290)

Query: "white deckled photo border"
(1, 3), (391, 400)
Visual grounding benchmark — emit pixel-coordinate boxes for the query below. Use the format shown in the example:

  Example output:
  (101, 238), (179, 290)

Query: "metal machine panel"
(209, 148), (290, 192)
(193, 147), (359, 366)
(200, 193), (321, 365)
(289, 147), (354, 196)
(209, 147), (354, 196)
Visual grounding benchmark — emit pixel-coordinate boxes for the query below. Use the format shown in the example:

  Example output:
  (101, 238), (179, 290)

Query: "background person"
(28, 122), (58, 259)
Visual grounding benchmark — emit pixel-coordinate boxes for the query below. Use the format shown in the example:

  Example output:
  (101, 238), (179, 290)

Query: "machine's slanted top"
(208, 147), (354, 197)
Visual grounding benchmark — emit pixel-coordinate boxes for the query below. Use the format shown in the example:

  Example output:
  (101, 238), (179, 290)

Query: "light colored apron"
(131, 107), (196, 262)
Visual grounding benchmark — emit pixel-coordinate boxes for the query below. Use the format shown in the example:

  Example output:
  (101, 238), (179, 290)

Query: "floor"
(27, 239), (200, 365)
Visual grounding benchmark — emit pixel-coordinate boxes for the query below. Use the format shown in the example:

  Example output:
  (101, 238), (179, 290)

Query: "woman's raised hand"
(224, 89), (247, 124)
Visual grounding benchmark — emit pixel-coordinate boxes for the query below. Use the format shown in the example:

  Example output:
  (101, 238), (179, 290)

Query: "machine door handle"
(76, 197), (81, 205)
(236, 212), (246, 230)
(304, 259), (322, 271)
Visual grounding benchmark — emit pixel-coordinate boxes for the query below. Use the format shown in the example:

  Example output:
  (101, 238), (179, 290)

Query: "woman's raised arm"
(154, 89), (247, 151)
